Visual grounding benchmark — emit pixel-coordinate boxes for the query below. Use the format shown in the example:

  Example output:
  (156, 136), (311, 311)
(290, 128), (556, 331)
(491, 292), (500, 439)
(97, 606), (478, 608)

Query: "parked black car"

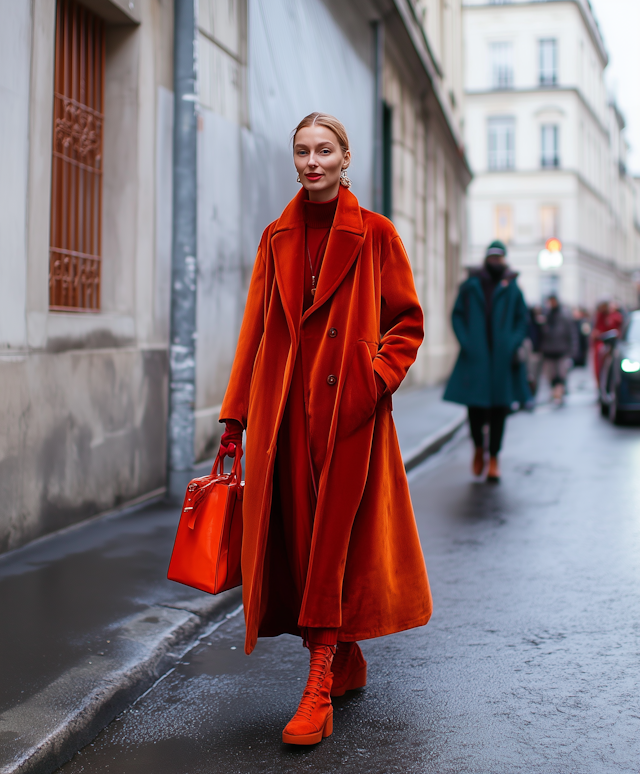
(599, 309), (640, 424)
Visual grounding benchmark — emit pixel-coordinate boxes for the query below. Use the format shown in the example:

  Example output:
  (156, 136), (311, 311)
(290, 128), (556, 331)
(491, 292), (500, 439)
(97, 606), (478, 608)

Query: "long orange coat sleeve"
(373, 235), (424, 394)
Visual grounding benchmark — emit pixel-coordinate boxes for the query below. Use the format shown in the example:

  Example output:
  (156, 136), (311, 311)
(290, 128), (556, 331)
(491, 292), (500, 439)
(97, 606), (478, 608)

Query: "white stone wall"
(0, 0), (31, 350)
(383, 14), (467, 387)
(0, 0), (174, 552)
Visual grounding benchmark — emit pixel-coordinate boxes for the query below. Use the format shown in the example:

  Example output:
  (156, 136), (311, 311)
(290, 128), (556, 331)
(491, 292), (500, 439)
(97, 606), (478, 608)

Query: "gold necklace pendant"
(307, 245), (318, 297)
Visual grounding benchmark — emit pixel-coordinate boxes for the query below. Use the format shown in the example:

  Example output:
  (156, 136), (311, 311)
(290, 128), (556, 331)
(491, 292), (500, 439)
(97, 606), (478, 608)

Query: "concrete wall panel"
(0, 348), (167, 552)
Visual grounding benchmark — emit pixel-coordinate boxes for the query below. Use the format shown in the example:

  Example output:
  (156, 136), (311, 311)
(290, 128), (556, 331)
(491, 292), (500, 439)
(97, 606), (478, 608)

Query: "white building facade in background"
(463, 0), (640, 308)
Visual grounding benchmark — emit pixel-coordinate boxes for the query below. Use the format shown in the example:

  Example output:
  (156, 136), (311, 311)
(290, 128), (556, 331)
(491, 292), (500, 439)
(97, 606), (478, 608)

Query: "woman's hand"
(375, 372), (387, 400)
(219, 419), (244, 458)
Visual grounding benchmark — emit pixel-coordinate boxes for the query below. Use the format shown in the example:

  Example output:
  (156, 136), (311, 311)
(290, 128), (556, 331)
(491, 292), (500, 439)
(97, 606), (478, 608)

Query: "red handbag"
(167, 451), (243, 594)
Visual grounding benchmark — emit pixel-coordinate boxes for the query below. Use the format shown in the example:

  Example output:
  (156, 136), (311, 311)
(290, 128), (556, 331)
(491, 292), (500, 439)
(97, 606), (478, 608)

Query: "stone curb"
(0, 588), (242, 774)
(402, 411), (467, 472)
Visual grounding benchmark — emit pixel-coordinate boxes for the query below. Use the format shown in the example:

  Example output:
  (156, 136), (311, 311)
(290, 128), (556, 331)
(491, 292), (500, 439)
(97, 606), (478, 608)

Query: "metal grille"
(49, 0), (105, 312)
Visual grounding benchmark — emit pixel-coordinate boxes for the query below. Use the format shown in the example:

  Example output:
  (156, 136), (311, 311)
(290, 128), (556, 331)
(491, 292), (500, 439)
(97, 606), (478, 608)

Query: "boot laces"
(295, 646), (333, 722)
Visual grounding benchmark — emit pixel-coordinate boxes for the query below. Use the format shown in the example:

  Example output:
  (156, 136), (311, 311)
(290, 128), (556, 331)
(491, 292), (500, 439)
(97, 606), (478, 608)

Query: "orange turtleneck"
(302, 193), (338, 311)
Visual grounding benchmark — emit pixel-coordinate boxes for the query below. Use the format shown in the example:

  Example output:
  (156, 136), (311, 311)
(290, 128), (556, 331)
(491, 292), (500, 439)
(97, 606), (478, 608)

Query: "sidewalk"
(0, 386), (465, 774)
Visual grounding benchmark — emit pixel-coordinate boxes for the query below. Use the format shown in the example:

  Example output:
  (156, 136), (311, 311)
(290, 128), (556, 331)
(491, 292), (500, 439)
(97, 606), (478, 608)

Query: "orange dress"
(276, 195), (339, 646)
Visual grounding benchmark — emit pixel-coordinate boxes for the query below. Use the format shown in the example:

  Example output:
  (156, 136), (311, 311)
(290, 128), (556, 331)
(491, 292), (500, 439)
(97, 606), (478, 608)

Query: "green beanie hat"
(485, 239), (507, 258)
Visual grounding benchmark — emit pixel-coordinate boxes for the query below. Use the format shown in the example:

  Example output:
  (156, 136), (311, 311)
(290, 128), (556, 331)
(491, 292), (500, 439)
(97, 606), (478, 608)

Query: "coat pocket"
(338, 340), (378, 438)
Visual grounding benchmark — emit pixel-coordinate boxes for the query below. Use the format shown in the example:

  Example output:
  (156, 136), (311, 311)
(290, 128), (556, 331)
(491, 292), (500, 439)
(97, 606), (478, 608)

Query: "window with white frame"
(541, 124), (559, 168)
(539, 39), (558, 86)
(490, 41), (514, 89)
(488, 117), (515, 170)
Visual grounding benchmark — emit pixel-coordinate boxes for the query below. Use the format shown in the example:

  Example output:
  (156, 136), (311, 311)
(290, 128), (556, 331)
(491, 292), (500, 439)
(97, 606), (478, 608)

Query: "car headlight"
(621, 358), (640, 373)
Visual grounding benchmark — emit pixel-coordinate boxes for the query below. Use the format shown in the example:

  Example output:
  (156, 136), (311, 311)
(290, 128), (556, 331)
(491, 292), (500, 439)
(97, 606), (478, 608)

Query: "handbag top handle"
(212, 449), (243, 483)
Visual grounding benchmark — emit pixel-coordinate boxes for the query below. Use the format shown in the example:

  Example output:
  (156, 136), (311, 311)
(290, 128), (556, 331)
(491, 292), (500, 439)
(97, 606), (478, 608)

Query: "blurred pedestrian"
(591, 300), (623, 384)
(608, 300), (625, 331)
(444, 240), (530, 482)
(527, 305), (544, 396)
(591, 300), (610, 383)
(540, 294), (574, 405)
(571, 307), (590, 367)
(218, 113), (431, 746)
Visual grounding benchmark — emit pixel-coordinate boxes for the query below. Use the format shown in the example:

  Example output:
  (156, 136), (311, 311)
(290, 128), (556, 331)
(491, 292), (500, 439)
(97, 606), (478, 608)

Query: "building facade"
(0, 0), (173, 553)
(463, 0), (640, 308)
(0, 0), (469, 553)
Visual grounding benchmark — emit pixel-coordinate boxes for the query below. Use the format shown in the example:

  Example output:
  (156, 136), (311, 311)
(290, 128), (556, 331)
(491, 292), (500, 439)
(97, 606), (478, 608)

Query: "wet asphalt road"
(58, 381), (640, 774)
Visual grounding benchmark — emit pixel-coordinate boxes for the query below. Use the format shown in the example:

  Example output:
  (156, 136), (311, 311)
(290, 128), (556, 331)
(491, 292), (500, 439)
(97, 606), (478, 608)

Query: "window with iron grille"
(488, 117), (515, 170)
(539, 39), (558, 86)
(49, 0), (105, 312)
(541, 124), (560, 168)
(490, 42), (513, 90)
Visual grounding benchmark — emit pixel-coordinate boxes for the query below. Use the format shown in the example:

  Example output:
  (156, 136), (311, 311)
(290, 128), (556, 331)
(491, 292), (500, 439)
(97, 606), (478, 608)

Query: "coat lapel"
(270, 190), (305, 344)
(271, 187), (365, 327)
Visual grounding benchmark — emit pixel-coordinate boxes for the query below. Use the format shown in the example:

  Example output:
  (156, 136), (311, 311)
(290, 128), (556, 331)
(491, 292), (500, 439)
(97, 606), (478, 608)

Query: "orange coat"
(220, 186), (432, 654)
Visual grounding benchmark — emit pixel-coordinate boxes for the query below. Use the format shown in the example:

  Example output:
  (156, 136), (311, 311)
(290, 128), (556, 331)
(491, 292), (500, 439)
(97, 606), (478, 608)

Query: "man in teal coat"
(444, 240), (530, 481)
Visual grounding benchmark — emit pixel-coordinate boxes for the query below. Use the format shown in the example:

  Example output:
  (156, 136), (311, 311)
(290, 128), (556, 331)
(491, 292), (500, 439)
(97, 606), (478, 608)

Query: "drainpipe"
(372, 19), (384, 214)
(168, 0), (198, 496)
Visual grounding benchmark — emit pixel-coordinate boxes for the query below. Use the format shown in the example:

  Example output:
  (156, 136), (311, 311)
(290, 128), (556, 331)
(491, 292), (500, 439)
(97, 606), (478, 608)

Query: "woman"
(444, 240), (529, 482)
(217, 113), (432, 746)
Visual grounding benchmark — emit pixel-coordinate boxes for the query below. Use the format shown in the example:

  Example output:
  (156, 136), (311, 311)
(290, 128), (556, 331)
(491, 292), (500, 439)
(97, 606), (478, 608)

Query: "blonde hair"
(291, 112), (350, 154)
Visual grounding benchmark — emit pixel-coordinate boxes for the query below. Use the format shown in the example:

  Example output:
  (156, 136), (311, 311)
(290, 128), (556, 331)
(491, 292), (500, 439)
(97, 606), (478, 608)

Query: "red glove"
(375, 372), (387, 400)
(219, 419), (243, 458)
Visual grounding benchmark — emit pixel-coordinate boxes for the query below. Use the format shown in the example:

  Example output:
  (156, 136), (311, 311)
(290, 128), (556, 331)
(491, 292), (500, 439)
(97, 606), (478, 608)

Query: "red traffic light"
(546, 238), (562, 252)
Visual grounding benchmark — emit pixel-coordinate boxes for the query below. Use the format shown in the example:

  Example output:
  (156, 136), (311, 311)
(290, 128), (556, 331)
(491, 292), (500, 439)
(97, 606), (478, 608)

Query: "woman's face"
(293, 125), (350, 202)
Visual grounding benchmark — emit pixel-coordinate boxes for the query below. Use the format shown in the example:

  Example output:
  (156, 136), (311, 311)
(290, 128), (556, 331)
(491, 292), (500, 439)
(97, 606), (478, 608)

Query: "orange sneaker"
(282, 644), (334, 745)
(487, 456), (500, 482)
(330, 641), (367, 697)
(472, 447), (485, 477)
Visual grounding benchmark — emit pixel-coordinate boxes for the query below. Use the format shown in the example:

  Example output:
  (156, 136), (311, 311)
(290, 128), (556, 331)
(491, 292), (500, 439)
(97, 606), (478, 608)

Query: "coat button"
(328, 327), (338, 338)
(327, 374), (337, 386)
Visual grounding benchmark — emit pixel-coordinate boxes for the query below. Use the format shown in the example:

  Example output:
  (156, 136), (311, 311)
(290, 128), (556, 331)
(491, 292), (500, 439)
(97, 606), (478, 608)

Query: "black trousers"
(468, 406), (508, 457)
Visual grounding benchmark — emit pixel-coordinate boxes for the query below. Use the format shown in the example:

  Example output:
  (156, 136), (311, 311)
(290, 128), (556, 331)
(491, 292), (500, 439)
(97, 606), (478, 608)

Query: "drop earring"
(296, 173), (301, 183)
(340, 169), (352, 188)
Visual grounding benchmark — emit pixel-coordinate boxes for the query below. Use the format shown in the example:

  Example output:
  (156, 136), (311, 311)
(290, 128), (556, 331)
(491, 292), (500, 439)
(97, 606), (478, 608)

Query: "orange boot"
(472, 447), (485, 477)
(282, 644), (335, 745)
(330, 641), (367, 697)
(487, 455), (500, 482)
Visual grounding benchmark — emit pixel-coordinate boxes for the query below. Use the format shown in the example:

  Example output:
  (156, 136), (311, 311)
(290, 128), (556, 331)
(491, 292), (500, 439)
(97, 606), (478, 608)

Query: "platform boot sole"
(282, 711), (333, 745)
